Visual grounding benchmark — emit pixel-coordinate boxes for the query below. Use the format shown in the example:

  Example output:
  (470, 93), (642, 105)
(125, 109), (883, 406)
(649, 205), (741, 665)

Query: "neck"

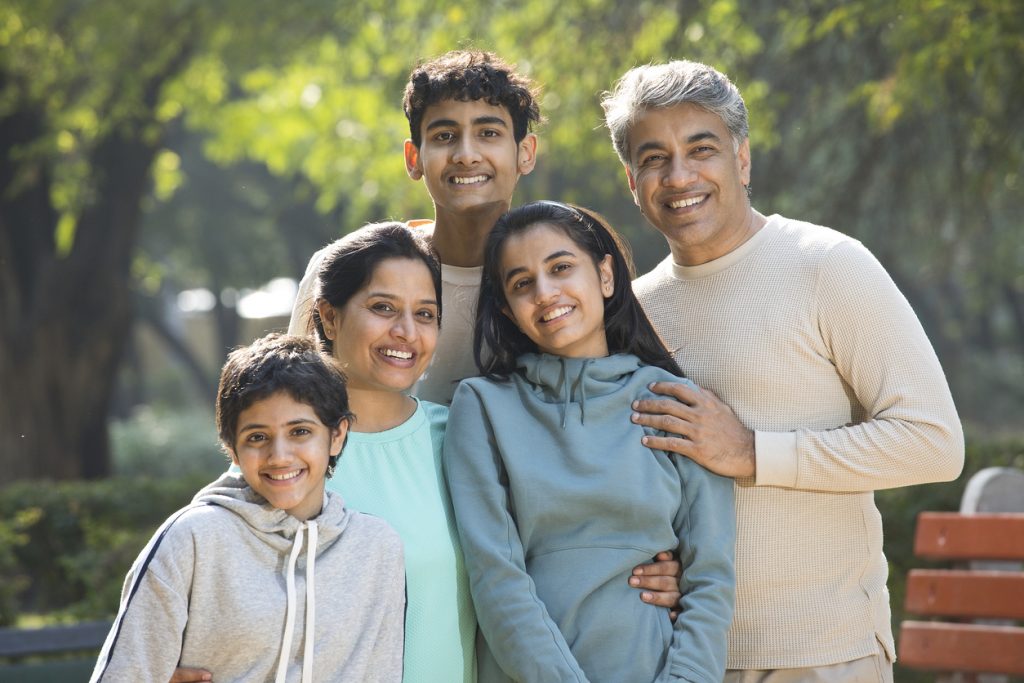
(346, 388), (417, 433)
(671, 207), (767, 266)
(431, 202), (509, 267)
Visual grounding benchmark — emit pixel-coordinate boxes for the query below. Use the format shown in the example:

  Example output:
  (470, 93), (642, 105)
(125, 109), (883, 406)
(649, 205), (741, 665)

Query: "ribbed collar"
(665, 213), (782, 281)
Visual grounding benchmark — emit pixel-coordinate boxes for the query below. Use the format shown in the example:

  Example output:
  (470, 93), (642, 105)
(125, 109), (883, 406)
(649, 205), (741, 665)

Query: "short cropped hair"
(216, 334), (352, 463)
(601, 60), (748, 167)
(403, 50), (541, 147)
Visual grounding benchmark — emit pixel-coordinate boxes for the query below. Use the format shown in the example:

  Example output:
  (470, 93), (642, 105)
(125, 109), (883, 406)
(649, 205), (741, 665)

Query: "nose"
(267, 438), (291, 464)
(534, 275), (560, 305)
(452, 135), (482, 165)
(391, 312), (418, 342)
(662, 154), (697, 188)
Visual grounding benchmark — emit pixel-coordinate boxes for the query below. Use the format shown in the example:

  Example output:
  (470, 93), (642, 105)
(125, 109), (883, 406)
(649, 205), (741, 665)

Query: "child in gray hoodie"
(91, 333), (405, 683)
(444, 201), (736, 683)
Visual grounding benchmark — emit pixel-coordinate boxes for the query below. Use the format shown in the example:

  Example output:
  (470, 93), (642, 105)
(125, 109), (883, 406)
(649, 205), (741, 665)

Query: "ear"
(624, 164), (640, 208)
(329, 418), (349, 456)
(404, 139), (423, 180)
(316, 300), (339, 339)
(598, 254), (615, 298)
(737, 137), (752, 188)
(516, 133), (538, 175)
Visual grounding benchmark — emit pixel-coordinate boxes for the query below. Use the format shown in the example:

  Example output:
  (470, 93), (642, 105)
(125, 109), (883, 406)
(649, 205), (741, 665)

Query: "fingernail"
(629, 576), (639, 586)
(633, 566), (643, 576)
(632, 400), (639, 409)
(642, 437), (649, 445)
(631, 412), (639, 422)
(641, 592), (653, 602)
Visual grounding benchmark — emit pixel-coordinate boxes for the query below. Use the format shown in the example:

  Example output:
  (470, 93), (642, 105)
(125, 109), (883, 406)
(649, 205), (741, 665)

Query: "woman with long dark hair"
(445, 201), (737, 682)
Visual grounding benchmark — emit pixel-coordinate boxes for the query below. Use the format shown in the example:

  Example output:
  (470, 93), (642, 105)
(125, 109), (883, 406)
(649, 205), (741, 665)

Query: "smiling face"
(316, 257), (439, 395)
(404, 98), (537, 223)
(230, 391), (346, 521)
(499, 223), (614, 359)
(625, 103), (753, 266)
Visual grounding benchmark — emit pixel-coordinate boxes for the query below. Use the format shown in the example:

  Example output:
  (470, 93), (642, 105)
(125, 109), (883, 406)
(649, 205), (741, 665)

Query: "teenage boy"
(602, 60), (964, 681)
(95, 334), (405, 683)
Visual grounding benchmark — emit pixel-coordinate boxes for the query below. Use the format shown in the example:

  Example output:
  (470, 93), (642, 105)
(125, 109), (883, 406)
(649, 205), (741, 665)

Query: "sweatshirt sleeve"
(659, 456), (735, 683)
(90, 517), (194, 683)
(755, 238), (965, 492)
(443, 381), (590, 683)
(287, 246), (327, 336)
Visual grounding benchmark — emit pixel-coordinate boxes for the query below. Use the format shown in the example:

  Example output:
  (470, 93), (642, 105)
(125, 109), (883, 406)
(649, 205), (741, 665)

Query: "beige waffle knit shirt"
(634, 213), (964, 669)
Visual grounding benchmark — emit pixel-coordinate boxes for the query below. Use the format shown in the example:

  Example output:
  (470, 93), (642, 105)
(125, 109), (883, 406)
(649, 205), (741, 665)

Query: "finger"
(640, 434), (698, 460)
(631, 396), (694, 418)
(633, 559), (681, 578)
(631, 574), (678, 593)
(639, 588), (682, 609)
(669, 610), (680, 623)
(170, 668), (213, 683)
(631, 410), (692, 437)
(652, 550), (676, 562)
(648, 380), (703, 403)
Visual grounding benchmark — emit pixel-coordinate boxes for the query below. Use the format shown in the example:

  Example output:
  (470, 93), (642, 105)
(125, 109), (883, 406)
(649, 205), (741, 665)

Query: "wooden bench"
(0, 620), (111, 682)
(899, 512), (1024, 678)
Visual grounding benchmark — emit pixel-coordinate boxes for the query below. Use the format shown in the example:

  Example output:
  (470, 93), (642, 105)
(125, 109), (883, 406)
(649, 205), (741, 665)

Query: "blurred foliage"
(109, 407), (226, 479)
(0, 474), (211, 626)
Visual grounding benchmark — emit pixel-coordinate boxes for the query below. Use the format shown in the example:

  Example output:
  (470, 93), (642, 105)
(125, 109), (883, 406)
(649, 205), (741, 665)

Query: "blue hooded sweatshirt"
(444, 352), (736, 683)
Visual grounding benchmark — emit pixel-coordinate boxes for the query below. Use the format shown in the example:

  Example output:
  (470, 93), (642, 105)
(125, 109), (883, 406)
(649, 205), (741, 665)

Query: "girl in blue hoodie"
(444, 201), (736, 683)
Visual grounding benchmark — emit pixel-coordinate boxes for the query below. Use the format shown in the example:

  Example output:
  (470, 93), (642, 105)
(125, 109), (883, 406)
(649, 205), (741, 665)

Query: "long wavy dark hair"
(475, 201), (683, 379)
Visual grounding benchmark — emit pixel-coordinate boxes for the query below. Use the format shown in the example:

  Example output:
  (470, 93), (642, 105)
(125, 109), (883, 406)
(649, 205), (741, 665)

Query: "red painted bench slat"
(905, 569), (1024, 619)
(899, 621), (1024, 675)
(913, 513), (1024, 561)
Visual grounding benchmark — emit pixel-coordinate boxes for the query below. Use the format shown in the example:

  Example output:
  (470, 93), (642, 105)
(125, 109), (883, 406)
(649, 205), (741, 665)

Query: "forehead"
(357, 257), (435, 296)
(420, 98), (514, 131)
(500, 223), (578, 265)
(238, 391), (319, 427)
(626, 103), (731, 154)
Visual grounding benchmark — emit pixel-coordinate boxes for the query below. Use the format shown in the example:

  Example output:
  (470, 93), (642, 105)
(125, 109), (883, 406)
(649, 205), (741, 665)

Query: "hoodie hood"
(516, 353), (645, 428)
(191, 471), (352, 683)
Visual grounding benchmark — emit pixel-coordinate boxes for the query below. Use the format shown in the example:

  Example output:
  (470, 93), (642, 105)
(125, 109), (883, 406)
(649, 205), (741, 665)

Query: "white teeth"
(382, 348), (413, 359)
(267, 470), (301, 481)
(452, 175), (488, 185)
(668, 196), (705, 209)
(542, 306), (573, 322)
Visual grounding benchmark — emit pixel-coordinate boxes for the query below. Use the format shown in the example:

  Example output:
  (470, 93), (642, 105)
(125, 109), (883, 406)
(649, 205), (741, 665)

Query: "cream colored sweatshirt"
(633, 213), (964, 669)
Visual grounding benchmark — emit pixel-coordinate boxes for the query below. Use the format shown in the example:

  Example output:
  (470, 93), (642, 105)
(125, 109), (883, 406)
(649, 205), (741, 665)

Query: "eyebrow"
(503, 250), (576, 285)
(366, 291), (439, 306)
(425, 115), (510, 132)
(634, 130), (722, 157)
(238, 418), (317, 433)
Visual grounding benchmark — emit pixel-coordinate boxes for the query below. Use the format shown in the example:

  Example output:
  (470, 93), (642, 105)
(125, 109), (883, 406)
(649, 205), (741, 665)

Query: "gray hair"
(601, 60), (748, 167)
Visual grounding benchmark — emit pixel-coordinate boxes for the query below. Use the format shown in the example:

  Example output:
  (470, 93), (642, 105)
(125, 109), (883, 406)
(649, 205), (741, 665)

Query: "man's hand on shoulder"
(632, 380), (755, 478)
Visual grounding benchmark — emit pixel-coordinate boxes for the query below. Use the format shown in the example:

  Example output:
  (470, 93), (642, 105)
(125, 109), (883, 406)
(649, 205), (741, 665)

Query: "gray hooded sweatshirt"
(444, 353), (736, 683)
(90, 472), (405, 683)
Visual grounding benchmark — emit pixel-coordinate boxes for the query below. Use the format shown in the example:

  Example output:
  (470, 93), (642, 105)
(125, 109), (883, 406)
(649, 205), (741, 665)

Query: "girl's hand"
(170, 667), (212, 682)
(629, 550), (682, 622)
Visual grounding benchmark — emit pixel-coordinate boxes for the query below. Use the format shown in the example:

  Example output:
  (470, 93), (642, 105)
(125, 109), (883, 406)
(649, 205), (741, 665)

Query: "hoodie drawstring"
(558, 358), (593, 428)
(274, 520), (319, 683)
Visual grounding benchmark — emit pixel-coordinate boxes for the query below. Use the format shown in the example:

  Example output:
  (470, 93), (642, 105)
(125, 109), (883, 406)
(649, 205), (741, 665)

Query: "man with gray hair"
(604, 60), (964, 681)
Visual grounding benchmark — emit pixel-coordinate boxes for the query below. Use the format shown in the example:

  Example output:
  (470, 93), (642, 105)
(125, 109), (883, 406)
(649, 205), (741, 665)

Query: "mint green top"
(328, 399), (476, 683)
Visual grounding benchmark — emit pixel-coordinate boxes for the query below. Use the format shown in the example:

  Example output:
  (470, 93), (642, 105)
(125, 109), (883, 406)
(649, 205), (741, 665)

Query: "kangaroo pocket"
(526, 546), (673, 683)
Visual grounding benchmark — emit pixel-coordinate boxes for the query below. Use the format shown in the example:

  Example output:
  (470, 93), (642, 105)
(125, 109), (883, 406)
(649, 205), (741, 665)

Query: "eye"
(371, 302), (396, 313)
(480, 128), (501, 138)
(552, 262), (573, 274)
(510, 276), (533, 291)
(291, 427), (312, 437)
(434, 131), (455, 143)
(416, 308), (437, 321)
(245, 432), (267, 444)
(692, 145), (716, 157)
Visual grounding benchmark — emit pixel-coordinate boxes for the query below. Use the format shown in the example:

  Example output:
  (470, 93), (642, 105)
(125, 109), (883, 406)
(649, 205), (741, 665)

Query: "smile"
(541, 306), (574, 322)
(451, 174), (489, 185)
(266, 470), (302, 481)
(381, 348), (413, 360)
(667, 195), (706, 209)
